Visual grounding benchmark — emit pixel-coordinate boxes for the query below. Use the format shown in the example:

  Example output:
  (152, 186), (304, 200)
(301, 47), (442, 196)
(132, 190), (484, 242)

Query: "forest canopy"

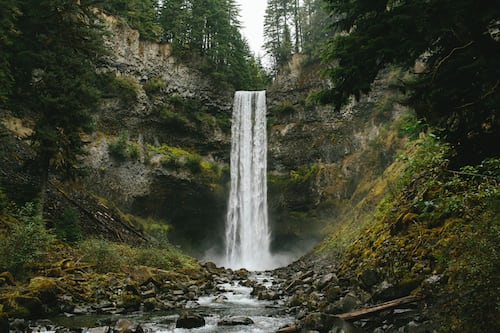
(320, 0), (500, 165)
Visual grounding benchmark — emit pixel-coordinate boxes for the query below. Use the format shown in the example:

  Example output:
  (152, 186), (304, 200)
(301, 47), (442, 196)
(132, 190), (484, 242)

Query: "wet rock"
(316, 272), (339, 291)
(11, 293), (44, 317)
(358, 269), (379, 290)
(339, 293), (362, 312)
(114, 318), (144, 333)
(218, 316), (254, 326)
(10, 318), (27, 332)
(276, 324), (299, 332)
(258, 289), (279, 301)
(143, 297), (158, 311)
(175, 311), (205, 329)
(28, 276), (61, 309)
(0, 271), (15, 286)
(0, 311), (8, 332)
(324, 285), (342, 302)
(87, 327), (111, 333)
(301, 312), (337, 333)
(213, 294), (228, 303)
(118, 292), (141, 311)
(372, 279), (419, 302)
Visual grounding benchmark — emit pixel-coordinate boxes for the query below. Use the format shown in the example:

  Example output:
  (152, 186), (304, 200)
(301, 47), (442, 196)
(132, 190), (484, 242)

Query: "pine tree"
(100, 0), (162, 41)
(10, 0), (106, 206)
(321, 0), (500, 164)
(0, 0), (21, 103)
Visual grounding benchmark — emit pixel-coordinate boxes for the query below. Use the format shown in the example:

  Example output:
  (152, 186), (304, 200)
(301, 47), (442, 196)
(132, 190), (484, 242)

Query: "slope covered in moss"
(316, 134), (500, 332)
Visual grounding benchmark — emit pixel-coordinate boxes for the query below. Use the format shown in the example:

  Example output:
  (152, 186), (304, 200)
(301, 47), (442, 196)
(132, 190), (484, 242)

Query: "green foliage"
(335, 135), (500, 332)
(99, 0), (162, 41)
(321, 0), (500, 165)
(159, 107), (191, 129)
(0, 181), (7, 212)
(185, 155), (202, 174)
(54, 207), (81, 245)
(290, 163), (321, 184)
(271, 101), (296, 115)
(0, 203), (54, 277)
(159, 0), (268, 90)
(108, 132), (140, 162)
(6, 0), (107, 196)
(0, 0), (21, 103)
(143, 77), (166, 95)
(108, 132), (129, 161)
(395, 109), (425, 140)
(77, 237), (197, 273)
(97, 72), (140, 104)
(77, 238), (130, 273)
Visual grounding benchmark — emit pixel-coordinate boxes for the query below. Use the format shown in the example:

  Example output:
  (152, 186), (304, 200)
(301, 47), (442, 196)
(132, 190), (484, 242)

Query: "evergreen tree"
(300, 0), (332, 61)
(264, 0), (306, 72)
(100, 0), (162, 41)
(321, 0), (500, 165)
(0, 0), (21, 103)
(10, 0), (106, 206)
(159, 0), (267, 89)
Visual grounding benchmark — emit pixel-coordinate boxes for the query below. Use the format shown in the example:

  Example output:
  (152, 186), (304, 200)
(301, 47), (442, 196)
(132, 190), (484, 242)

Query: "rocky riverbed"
(2, 254), (437, 333)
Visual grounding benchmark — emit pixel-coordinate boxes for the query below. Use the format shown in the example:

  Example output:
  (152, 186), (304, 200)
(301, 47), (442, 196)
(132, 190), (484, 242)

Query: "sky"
(236, 0), (267, 58)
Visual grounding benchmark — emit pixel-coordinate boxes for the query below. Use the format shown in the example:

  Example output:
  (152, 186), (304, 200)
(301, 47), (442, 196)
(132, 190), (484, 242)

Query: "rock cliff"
(80, 14), (234, 253)
(266, 55), (409, 254)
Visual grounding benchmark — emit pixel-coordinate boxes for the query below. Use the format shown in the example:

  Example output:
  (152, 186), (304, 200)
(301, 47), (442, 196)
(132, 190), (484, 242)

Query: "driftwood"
(336, 295), (423, 321)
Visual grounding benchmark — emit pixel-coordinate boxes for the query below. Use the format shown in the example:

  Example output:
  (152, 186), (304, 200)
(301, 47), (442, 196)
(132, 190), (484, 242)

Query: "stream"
(42, 272), (293, 333)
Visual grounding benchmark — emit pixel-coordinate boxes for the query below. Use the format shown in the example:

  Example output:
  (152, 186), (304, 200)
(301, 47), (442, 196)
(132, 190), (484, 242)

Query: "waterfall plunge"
(224, 91), (273, 271)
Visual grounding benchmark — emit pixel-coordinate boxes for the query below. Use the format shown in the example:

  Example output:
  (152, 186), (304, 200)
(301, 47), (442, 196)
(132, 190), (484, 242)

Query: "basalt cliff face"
(266, 55), (408, 254)
(80, 14), (234, 253)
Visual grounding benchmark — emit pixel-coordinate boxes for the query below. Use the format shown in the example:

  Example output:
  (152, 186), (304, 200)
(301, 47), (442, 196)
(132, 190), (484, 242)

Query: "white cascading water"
(224, 91), (273, 271)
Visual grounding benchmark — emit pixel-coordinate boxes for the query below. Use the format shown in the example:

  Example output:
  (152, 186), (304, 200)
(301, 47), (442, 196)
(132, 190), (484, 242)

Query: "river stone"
(358, 269), (379, 289)
(0, 311), (8, 332)
(218, 316), (254, 326)
(340, 293), (362, 312)
(114, 318), (144, 333)
(176, 312), (205, 328)
(87, 327), (111, 333)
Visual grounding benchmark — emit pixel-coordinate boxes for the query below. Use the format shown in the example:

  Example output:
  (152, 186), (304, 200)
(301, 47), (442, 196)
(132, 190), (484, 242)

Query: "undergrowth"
(334, 134), (500, 332)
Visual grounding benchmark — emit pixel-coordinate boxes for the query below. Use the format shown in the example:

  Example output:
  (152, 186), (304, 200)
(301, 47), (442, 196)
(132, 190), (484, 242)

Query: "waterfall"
(224, 91), (272, 271)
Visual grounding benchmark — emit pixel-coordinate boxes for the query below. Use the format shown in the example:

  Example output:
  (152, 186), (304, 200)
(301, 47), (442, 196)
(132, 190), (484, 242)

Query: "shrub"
(272, 101), (296, 114)
(108, 132), (129, 161)
(108, 132), (140, 162)
(77, 238), (131, 273)
(54, 207), (82, 245)
(143, 77), (166, 95)
(0, 203), (55, 277)
(185, 155), (202, 174)
(98, 73), (140, 104)
(112, 75), (140, 103)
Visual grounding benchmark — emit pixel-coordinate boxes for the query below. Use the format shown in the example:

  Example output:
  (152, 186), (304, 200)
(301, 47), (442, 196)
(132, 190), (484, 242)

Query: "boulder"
(28, 276), (60, 305)
(175, 312), (205, 329)
(0, 272), (15, 286)
(114, 318), (144, 333)
(218, 316), (254, 326)
(87, 327), (111, 333)
(0, 311), (8, 332)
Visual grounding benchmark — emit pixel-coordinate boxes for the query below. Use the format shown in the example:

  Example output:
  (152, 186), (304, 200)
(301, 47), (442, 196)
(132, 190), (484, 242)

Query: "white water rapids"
(224, 91), (273, 271)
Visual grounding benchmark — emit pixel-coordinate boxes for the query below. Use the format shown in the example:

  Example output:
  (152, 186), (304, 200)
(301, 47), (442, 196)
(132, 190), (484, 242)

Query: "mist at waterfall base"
(206, 91), (300, 271)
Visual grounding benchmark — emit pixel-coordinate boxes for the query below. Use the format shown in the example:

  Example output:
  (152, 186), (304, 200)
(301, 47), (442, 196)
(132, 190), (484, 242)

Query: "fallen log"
(336, 295), (423, 321)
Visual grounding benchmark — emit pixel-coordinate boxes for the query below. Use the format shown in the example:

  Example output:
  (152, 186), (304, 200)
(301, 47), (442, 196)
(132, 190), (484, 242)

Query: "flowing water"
(45, 273), (292, 333)
(224, 91), (273, 271)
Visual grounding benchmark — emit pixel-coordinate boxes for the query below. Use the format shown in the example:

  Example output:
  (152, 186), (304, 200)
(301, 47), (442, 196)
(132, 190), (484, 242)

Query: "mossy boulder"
(0, 272), (15, 287)
(0, 306), (9, 332)
(27, 277), (61, 305)
(2, 292), (43, 318)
